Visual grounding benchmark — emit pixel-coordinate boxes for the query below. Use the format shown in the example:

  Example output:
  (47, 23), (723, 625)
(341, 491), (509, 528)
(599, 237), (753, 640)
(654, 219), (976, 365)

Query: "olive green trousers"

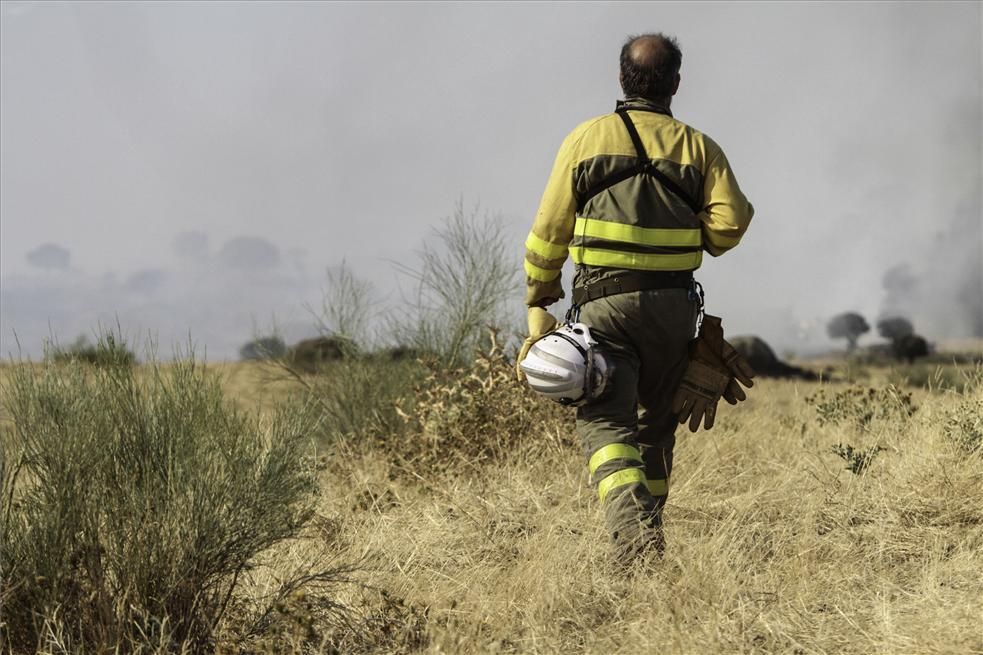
(576, 288), (698, 562)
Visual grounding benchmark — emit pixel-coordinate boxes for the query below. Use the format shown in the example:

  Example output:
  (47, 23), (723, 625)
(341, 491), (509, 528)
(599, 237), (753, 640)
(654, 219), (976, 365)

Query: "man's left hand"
(516, 307), (559, 382)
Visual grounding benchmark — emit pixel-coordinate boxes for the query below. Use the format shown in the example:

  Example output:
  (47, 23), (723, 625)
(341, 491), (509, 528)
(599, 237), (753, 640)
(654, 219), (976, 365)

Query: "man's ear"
(671, 73), (681, 96)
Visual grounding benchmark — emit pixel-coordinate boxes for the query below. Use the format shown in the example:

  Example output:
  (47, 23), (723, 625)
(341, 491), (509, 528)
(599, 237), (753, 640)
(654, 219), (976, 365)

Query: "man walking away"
(518, 33), (754, 565)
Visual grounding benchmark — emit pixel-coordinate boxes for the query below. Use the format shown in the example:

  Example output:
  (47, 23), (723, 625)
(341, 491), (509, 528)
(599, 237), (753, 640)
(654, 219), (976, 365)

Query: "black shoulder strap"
(616, 109), (650, 170)
(576, 109), (702, 215)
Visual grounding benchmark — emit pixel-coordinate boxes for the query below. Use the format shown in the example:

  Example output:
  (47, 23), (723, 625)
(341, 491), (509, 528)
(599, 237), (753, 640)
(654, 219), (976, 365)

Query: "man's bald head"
(620, 33), (682, 103)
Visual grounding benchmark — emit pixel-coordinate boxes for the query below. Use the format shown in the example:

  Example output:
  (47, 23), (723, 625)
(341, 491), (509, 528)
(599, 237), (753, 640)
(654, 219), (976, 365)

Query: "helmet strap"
(564, 302), (582, 325)
(689, 279), (706, 336)
(549, 329), (592, 406)
(584, 342), (596, 401)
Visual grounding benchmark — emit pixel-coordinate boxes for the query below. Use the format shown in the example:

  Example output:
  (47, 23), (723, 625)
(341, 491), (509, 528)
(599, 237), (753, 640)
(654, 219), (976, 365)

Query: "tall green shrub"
(391, 200), (520, 368)
(0, 345), (320, 652)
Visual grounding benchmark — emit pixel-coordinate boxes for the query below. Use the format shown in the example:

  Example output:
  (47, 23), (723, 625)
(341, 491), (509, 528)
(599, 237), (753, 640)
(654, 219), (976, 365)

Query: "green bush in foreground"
(0, 351), (320, 652)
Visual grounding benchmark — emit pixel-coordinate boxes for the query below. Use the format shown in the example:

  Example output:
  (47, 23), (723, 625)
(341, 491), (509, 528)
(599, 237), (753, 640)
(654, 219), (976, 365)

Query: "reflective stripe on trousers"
(589, 442), (668, 503)
(574, 287), (696, 560)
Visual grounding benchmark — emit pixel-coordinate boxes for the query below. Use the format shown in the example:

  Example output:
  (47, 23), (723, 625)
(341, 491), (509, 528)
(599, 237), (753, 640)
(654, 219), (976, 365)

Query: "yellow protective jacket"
(524, 98), (754, 307)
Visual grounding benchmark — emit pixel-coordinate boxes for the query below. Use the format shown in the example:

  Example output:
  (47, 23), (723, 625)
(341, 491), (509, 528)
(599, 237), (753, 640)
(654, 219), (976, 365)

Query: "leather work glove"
(515, 306), (559, 382)
(721, 338), (756, 404)
(672, 357), (731, 432)
(672, 314), (756, 432)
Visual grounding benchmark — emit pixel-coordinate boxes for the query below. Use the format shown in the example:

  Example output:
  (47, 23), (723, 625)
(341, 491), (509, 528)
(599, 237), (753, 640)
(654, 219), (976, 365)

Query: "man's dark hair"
(620, 33), (682, 101)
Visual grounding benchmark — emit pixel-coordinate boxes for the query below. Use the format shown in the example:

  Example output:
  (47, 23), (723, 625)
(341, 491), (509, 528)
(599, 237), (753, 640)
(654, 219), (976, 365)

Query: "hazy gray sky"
(2, 1), (981, 358)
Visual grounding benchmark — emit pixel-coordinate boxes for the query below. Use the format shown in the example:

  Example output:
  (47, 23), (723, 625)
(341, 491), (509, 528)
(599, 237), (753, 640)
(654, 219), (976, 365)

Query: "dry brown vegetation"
(2, 346), (982, 653)
(299, 354), (983, 655)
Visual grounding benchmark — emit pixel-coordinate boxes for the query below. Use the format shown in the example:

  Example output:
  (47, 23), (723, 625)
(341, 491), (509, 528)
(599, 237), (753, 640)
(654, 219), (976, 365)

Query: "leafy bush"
(890, 333), (929, 362)
(240, 335), (288, 361)
(308, 357), (425, 443)
(943, 398), (983, 454)
(805, 385), (917, 430)
(831, 443), (885, 474)
(286, 336), (353, 373)
(46, 333), (136, 367)
(876, 316), (914, 341)
(261, 350), (427, 445)
(0, 350), (322, 652)
(394, 330), (574, 474)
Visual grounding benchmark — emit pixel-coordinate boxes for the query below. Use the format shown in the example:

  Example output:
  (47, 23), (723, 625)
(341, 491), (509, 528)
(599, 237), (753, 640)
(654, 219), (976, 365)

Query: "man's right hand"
(672, 358), (731, 431)
(672, 314), (756, 431)
(516, 306), (559, 382)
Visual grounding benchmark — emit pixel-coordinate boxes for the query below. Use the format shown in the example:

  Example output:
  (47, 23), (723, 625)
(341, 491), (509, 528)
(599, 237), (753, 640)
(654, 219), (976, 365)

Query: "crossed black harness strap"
(570, 108), (701, 308)
(576, 108), (701, 215)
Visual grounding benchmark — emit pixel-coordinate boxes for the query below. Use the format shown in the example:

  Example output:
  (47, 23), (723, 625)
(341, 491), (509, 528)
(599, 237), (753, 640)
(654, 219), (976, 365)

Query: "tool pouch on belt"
(672, 314), (756, 432)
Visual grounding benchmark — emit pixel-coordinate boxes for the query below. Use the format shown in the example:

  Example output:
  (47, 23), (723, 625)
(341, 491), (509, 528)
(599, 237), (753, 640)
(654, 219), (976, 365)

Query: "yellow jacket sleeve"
(698, 139), (754, 256)
(524, 124), (592, 307)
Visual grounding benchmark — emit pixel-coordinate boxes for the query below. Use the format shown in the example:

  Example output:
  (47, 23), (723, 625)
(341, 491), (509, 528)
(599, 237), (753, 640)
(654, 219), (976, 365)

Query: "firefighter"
(517, 33), (755, 564)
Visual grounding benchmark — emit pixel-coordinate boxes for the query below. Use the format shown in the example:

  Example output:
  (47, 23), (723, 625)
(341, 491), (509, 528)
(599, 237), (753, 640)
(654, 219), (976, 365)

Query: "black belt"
(572, 271), (693, 306)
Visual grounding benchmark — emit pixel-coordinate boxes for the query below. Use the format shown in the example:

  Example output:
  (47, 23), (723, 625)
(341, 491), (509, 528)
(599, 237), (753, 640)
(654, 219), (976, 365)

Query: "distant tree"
(219, 236), (280, 271)
(239, 335), (287, 361)
(891, 334), (929, 363)
(827, 312), (870, 352)
(27, 243), (71, 271)
(286, 336), (350, 373)
(877, 316), (914, 342)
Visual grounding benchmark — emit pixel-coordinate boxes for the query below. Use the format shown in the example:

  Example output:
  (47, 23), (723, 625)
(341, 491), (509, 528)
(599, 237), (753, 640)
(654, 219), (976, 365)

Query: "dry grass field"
(297, 361), (983, 654)
(2, 349), (982, 654)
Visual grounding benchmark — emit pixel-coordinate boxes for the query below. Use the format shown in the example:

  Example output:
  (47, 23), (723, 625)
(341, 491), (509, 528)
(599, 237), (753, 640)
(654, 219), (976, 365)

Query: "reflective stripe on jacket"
(524, 98), (754, 307)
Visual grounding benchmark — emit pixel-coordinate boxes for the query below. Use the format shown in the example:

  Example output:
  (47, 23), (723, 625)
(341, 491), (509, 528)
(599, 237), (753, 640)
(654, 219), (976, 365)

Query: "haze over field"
(2, 1), (981, 359)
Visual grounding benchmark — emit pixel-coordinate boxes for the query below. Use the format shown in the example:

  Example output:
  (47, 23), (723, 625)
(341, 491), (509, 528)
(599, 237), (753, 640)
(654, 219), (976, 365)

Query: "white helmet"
(520, 322), (610, 406)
